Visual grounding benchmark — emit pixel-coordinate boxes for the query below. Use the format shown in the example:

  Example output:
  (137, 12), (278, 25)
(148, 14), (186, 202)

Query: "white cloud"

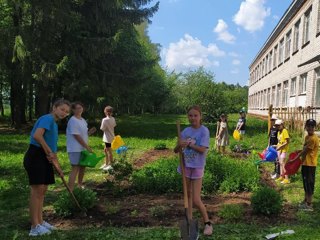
(165, 34), (225, 71)
(233, 0), (271, 32)
(232, 59), (241, 65)
(213, 19), (236, 44)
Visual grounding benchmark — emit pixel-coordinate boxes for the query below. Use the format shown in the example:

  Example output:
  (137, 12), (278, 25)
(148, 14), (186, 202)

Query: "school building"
(248, 0), (320, 120)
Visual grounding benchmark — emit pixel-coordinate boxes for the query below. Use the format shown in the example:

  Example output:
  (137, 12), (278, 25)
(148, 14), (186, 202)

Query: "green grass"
(1, 113), (320, 239)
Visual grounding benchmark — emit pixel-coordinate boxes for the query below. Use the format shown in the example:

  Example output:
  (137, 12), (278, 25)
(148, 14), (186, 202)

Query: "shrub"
(218, 204), (244, 221)
(131, 158), (181, 194)
(251, 186), (282, 216)
(53, 187), (97, 217)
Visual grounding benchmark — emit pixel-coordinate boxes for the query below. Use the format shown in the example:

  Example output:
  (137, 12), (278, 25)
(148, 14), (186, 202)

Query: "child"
(235, 110), (246, 137)
(274, 119), (290, 184)
(216, 114), (229, 154)
(23, 99), (70, 236)
(269, 114), (279, 179)
(100, 106), (116, 171)
(291, 119), (319, 211)
(174, 105), (213, 236)
(67, 102), (96, 191)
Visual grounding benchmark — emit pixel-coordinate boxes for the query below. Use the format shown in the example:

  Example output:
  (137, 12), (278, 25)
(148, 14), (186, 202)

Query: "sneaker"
(41, 221), (56, 231)
(99, 163), (107, 169)
(271, 173), (278, 179)
(29, 224), (51, 236)
(203, 223), (213, 236)
(275, 176), (284, 182)
(281, 179), (290, 184)
(103, 165), (113, 171)
(300, 204), (313, 212)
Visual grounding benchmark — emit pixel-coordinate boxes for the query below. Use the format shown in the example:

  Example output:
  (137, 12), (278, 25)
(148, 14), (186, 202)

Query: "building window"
(317, 0), (320, 34)
(283, 81), (289, 106)
(267, 88), (271, 106)
(276, 84), (282, 107)
(272, 86), (276, 106)
(285, 30), (291, 59)
(279, 38), (284, 64)
(273, 45), (278, 68)
(303, 7), (312, 44)
(269, 51), (273, 72)
(262, 59), (265, 76)
(315, 69), (320, 106)
(299, 74), (307, 94)
(266, 55), (269, 73)
(293, 20), (300, 52)
(290, 77), (296, 96)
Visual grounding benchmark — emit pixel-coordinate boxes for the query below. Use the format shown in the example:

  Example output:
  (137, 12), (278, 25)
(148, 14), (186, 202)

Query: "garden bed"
(42, 149), (297, 231)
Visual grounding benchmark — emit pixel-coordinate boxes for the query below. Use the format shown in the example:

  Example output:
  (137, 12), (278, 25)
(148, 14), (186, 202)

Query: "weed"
(218, 204), (244, 221)
(154, 143), (167, 150)
(149, 205), (168, 217)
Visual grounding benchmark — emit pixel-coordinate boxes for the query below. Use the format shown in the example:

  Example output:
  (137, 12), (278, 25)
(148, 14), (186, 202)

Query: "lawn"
(0, 113), (320, 240)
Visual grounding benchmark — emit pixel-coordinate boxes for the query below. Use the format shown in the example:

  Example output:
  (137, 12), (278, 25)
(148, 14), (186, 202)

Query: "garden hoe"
(52, 161), (87, 217)
(177, 121), (199, 240)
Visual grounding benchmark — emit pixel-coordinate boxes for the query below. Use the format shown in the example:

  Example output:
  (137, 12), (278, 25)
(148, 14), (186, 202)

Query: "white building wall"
(248, 0), (320, 117)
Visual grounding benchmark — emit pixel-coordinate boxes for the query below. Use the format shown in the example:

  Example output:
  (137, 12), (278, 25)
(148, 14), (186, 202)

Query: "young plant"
(218, 204), (244, 221)
(251, 186), (282, 216)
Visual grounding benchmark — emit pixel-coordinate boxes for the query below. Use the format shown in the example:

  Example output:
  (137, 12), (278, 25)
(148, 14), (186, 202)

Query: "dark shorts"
(23, 144), (55, 185)
(301, 165), (316, 195)
(104, 142), (111, 148)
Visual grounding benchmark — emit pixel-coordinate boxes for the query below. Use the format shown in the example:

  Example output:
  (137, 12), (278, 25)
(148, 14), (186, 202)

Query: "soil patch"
(44, 148), (298, 230)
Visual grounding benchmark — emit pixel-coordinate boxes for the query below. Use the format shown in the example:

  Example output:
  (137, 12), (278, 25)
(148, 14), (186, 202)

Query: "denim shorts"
(177, 166), (204, 179)
(68, 152), (82, 165)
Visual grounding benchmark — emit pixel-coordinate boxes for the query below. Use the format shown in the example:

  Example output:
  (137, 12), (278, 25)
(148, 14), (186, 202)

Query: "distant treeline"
(0, 1), (247, 128)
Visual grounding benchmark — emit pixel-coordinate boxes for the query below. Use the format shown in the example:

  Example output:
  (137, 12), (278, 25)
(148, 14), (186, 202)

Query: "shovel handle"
(52, 161), (83, 211)
(177, 121), (189, 209)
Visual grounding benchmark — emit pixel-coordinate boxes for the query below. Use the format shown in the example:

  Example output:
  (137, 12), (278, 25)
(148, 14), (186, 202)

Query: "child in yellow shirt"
(290, 119), (319, 211)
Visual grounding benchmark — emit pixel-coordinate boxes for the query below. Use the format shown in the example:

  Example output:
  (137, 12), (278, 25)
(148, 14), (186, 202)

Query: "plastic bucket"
(79, 150), (105, 168)
(265, 147), (277, 161)
(284, 151), (302, 175)
(111, 135), (125, 150)
(233, 130), (240, 141)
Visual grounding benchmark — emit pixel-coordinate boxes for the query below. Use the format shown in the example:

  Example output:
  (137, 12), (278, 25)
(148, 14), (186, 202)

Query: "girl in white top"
(100, 106), (116, 170)
(67, 102), (96, 191)
(216, 114), (229, 154)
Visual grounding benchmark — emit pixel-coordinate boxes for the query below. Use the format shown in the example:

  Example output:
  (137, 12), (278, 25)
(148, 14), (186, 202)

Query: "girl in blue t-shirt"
(174, 105), (212, 236)
(23, 99), (70, 236)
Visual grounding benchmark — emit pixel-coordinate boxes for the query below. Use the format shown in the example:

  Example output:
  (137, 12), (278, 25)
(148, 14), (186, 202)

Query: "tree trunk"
(35, 81), (50, 117)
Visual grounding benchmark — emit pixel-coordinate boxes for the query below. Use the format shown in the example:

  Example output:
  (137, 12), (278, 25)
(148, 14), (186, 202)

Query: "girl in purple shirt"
(174, 105), (212, 236)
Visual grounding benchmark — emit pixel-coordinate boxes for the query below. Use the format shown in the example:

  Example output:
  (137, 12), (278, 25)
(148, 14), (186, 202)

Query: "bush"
(204, 153), (259, 193)
(53, 187), (97, 217)
(218, 204), (244, 221)
(132, 158), (181, 194)
(251, 186), (282, 216)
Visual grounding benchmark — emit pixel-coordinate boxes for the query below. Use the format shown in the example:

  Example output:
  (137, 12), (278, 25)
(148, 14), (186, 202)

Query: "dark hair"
(71, 101), (84, 110)
(305, 119), (316, 127)
(53, 99), (71, 108)
(187, 105), (202, 115)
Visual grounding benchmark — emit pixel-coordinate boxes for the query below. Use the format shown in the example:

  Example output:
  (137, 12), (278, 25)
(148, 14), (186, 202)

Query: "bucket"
(79, 150), (105, 168)
(265, 147), (277, 161)
(284, 151), (302, 175)
(111, 135), (125, 150)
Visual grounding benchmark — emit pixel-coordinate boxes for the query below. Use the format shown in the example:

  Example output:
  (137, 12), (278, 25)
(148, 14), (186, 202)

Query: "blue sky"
(147, 0), (293, 86)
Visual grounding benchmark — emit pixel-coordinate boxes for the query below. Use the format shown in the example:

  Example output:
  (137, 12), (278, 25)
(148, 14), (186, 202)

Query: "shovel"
(52, 160), (87, 216)
(177, 121), (199, 240)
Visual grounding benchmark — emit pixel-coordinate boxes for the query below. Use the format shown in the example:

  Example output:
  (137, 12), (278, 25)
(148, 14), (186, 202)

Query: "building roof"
(249, 0), (306, 69)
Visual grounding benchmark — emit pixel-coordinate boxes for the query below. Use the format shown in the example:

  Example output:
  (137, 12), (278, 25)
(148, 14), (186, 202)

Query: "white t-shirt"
(66, 116), (88, 152)
(100, 116), (116, 143)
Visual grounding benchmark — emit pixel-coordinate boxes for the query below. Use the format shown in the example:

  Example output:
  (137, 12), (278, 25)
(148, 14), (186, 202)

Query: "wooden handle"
(177, 121), (189, 209)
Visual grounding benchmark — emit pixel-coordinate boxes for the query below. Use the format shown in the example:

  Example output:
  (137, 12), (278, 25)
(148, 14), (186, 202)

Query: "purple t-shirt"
(181, 125), (210, 168)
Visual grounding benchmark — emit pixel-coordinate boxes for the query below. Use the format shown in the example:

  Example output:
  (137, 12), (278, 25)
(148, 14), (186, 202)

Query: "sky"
(147, 0), (293, 86)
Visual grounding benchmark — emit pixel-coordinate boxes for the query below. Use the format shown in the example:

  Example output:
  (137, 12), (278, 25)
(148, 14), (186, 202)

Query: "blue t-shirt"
(30, 114), (58, 153)
(181, 125), (210, 168)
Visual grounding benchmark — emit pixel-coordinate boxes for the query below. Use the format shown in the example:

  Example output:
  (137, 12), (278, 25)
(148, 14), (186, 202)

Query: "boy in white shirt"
(100, 106), (116, 171)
